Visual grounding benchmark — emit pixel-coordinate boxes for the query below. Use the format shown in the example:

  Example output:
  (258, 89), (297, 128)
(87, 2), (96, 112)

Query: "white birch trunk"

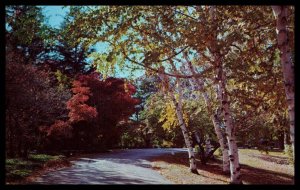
(272, 6), (295, 160)
(185, 58), (230, 173)
(210, 5), (242, 184)
(169, 88), (198, 173)
(216, 60), (242, 184)
(158, 68), (198, 174)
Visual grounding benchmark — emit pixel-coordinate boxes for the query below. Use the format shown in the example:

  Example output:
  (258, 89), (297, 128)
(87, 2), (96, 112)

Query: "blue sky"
(41, 6), (144, 79)
(42, 6), (67, 28)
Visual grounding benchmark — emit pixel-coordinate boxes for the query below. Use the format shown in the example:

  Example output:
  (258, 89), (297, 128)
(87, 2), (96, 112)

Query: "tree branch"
(122, 52), (213, 79)
(117, 44), (213, 79)
(173, 9), (199, 21)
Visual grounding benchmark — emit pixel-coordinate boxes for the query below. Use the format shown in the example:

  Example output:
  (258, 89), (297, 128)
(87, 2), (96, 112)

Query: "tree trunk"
(284, 129), (290, 151)
(272, 5), (294, 160)
(216, 61), (242, 184)
(194, 131), (206, 165)
(6, 114), (14, 157)
(194, 131), (201, 145)
(210, 6), (242, 184)
(205, 135), (213, 157)
(185, 57), (230, 173)
(170, 82), (198, 174)
(158, 67), (198, 174)
(277, 130), (284, 150)
(214, 84), (231, 174)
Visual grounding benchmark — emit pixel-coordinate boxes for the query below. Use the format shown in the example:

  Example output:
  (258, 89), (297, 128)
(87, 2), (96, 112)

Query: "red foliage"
(68, 73), (140, 147)
(46, 120), (72, 138)
(6, 61), (71, 157)
(44, 72), (140, 149)
(66, 80), (98, 123)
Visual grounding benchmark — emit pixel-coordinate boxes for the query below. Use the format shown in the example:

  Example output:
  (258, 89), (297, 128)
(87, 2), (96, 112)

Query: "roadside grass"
(6, 154), (70, 184)
(28, 154), (65, 162)
(150, 148), (294, 184)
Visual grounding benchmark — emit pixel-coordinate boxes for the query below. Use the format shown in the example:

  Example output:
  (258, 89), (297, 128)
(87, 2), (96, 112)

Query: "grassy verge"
(149, 148), (294, 184)
(6, 154), (71, 184)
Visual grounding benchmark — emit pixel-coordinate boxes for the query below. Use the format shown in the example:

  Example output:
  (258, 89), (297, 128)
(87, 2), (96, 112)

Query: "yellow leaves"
(161, 102), (177, 131)
(227, 78), (236, 91)
(160, 100), (189, 131)
(249, 64), (263, 73)
(89, 51), (117, 78)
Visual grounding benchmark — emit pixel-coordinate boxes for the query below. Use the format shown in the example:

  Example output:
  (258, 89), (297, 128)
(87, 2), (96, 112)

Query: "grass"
(6, 158), (35, 180)
(8, 169), (32, 178)
(28, 154), (65, 162)
(6, 154), (70, 184)
(149, 148), (294, 184)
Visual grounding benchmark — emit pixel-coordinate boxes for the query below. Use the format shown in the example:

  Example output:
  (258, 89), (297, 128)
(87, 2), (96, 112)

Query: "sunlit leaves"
(43, 5), (294, 150)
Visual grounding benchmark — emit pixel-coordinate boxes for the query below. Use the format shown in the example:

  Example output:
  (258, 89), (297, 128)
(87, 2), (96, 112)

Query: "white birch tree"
(271, 5), (294, 160)
(158, 66), (199, 174)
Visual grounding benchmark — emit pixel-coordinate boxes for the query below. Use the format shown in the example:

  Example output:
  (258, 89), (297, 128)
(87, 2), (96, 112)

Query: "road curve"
(33, 148), (187, 184)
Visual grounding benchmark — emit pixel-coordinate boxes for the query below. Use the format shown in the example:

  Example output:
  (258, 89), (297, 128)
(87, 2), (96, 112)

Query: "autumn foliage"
(67, 80), (98, 123)
(5, 61), (71, 157)
(45, 73), (140, 150)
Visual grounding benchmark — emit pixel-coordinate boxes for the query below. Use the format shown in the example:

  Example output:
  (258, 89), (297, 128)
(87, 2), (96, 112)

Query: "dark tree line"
(5, 6), (139, 158)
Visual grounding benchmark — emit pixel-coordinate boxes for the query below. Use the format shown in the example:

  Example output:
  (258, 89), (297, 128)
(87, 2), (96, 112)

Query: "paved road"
(33, 148), (187, 184)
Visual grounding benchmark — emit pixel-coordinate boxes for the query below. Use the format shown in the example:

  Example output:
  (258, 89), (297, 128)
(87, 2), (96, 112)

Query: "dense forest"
(5, 6), (294, 184)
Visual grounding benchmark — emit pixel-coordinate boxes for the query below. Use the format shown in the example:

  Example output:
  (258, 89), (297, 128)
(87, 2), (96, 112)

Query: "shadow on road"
(33, 149), (184, 184)
(150, 152), (294, 184)
(34, 169), (164, 184)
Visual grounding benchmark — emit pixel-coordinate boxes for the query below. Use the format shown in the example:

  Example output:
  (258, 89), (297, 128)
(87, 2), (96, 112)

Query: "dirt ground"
(149, 149), (294, 184)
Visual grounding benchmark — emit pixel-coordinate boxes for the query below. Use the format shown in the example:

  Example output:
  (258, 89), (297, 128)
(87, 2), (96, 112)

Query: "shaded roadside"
(149, 149), (294, 184)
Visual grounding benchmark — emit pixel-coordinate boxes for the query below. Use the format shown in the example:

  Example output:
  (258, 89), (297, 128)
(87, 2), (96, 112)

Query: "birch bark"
(210, 5), (242, 184)
(184, 59), (230, 173)
(272, 6), (294, 160)
(215, 57), (242, 184)
(158, 67), (198, 174)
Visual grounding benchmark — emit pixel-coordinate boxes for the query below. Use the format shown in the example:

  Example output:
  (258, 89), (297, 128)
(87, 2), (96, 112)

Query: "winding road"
(33, 148), (187, 184)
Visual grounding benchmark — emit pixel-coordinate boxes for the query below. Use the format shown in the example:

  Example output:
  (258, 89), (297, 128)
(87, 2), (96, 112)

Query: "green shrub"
(28, 154), (65, 162)
(162, 140), (173, 148)
(6, 159), (33, 167)
(7, 169), (31, 179)
(6, 159), (18, 165)
(6, 154), (66, 182)
(217, 147), (222, 157)
(6, 159), (27, 165)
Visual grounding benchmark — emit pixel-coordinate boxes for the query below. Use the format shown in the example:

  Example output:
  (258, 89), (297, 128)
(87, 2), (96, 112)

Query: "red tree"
(46, 72), (140, 150)
(75, 73), (140, 148)
(5, 61), (71, 157)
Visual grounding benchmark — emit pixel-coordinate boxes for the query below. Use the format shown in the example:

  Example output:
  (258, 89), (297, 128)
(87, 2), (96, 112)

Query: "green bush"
(6, 154), (66, 182)
(7, 169), (31, 179)
(162, 140), (173, 148)
(28, 154), (65, 162)
(6, 159), (27, 165)
(6, 159), (33, 168)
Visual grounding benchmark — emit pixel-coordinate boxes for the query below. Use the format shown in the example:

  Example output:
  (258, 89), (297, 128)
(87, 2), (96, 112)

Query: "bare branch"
(173, 8), (199, 21)
(121, 49), (213, 79)
(230, 44), (242, 52)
